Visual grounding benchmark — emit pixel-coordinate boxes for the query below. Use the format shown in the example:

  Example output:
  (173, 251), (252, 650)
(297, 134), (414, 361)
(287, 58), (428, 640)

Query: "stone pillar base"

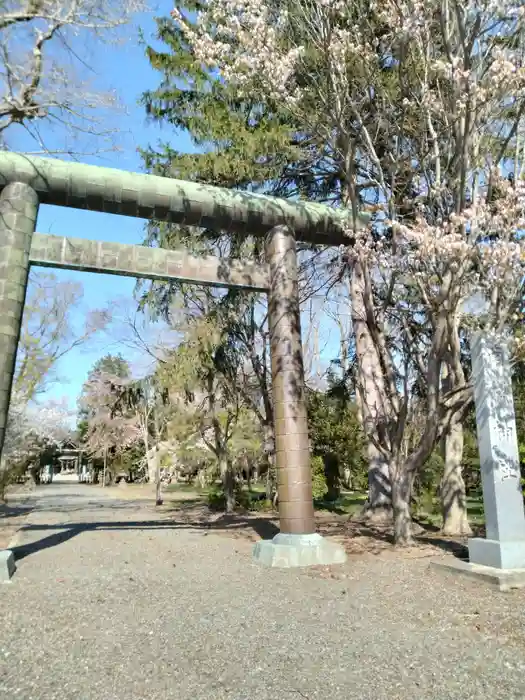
(0, 550), (16, 582)
(252, 533), (347, 568)
(468, 537), (525, 570)
(431, 557), (525, 592)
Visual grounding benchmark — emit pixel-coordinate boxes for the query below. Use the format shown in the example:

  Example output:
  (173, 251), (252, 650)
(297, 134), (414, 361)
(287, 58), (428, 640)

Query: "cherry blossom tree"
(0, 394), (73, 500)
(171, 0), (525, 542)
(80, 358), (172, 503)
(0, 0), (146, 154)
(348, 179), (525, 541)
(122, 375), (171, 505)
(79, 370), (142, 468)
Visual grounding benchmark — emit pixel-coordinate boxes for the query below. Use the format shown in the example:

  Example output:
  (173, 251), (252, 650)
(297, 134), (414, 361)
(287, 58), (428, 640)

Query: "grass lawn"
(164, 482), (210, 495)
(315, 491), (368, 516)
(163, 485), (369, 516)
(409, 493), (485, 528)
(466, 494), (485, 521)
(164, 480), (267, 497)
(315, 489), (486, 527)
(162, 482), (487, 528)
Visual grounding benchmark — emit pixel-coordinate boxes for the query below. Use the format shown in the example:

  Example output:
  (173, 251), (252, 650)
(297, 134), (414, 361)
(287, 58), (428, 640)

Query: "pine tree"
(137, 3), (406, 513)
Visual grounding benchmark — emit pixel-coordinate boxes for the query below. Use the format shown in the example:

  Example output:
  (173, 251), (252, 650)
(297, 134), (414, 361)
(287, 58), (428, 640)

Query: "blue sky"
(6, 3), (192, 410)
(6, 3), (341, 414)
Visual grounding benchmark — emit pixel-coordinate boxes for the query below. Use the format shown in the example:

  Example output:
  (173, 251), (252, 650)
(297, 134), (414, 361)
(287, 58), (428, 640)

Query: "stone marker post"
(252, 225), (346, 567)
(468, 332), (525, 570)
(0, 182), (38, 462)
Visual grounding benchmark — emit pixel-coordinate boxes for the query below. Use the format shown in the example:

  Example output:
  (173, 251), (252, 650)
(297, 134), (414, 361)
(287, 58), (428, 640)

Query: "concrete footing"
(468, 537), (525, 570)
(0, 550), (16, 582)
(430, 556), (525, 592)
(253, 533), (347, 568)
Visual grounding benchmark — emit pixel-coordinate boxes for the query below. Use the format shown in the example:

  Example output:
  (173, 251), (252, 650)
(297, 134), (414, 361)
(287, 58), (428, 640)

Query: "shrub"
(323, 453), (340, 501)
(248, 497), (274, 512)
(311, 455), (328, 500)
(207, 484), (275, 512)
(206, 484), (253, 511)
(207, 487), (227, 511)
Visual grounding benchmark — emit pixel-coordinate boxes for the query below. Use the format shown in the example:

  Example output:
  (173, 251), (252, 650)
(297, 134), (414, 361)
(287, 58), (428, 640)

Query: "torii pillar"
(252, 226), (346, 567)
(0, 182), (38, 458)
(0, 182), (38, 583)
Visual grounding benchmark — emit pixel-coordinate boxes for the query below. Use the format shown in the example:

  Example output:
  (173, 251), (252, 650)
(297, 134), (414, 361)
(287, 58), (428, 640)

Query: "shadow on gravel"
(315, 516), (470, 559)
(0, 504), (34, 519)
(415, 536), (468, 559)
(10, 516), (280, 561)
(29, 500), (154, 514)
(11, 513), (470, 563)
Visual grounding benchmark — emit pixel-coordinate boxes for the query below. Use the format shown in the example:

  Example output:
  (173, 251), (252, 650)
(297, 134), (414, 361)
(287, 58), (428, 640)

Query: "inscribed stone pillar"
(265, 225), (315, 535)
(252, 226), (346, 567)
(468, 332), (525, 569)
(0, 182), (38, 461)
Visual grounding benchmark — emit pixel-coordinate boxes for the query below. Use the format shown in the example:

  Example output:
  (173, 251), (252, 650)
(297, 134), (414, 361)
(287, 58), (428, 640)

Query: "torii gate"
(0, 153), (363, 568)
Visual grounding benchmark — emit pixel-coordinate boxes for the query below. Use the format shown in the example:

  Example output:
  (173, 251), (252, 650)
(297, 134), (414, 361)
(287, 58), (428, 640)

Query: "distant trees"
(79, 353), (173, 502)
(158, 316), (263, 512)
(77, 310), (268, 513)
(0, 398), (71, 501)
(15, 271), (110, 403)
(78, 353), (138, 467)
(1, 271), (108, 500)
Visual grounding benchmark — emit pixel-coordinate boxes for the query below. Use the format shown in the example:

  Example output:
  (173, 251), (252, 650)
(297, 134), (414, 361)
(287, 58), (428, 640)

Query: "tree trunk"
(146, 453), (157, 485)
(155, 455), (162, 506)
(361, 442), (392, 522)
(324, 454), (341, 501)
(197, 468), (206, 489)
(350, 268), (392, 520)
(265, 463), (274, 501)
(153, 410), (163, 506)
(263, 422), (276, 502)
(146, 452), (160, 500)
(155, 478), (162, 506)
(342, 467), (352, 490)
(0, 463), (8, 503)
(440, 420), (472, 536)
(102, 449), (107, 488)
(392, 467), (414, 546)
(29, 465), (41, 485)
(220, 456), (235, 513)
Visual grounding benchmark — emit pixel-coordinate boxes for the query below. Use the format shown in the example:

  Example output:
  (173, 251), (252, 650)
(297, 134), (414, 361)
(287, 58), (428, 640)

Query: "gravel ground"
(1, 483), (525, 700)
(0, 500), (33, 549)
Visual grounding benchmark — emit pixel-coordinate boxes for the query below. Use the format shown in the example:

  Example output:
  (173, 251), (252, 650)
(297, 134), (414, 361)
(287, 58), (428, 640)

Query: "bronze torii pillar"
(0, 182), (38, 460)
(252, 226), (346, 567)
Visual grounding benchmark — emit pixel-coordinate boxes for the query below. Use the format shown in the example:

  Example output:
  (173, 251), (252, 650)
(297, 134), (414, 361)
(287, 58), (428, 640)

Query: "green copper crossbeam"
(29, 233), (269, 291)
(0, 153), (367, 245)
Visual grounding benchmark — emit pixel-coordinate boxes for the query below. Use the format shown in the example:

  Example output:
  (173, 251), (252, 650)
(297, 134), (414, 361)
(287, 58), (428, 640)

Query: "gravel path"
(0, 499), (33, 549)
(1, 483), (525, 700)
